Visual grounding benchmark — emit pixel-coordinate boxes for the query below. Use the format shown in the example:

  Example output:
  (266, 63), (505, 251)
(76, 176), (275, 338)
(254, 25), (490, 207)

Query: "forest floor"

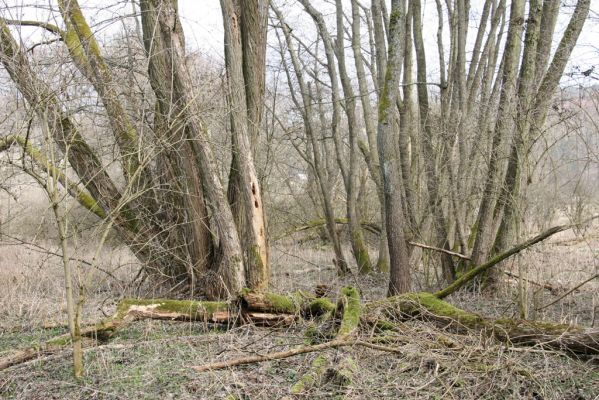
(0, 228), (598, 399)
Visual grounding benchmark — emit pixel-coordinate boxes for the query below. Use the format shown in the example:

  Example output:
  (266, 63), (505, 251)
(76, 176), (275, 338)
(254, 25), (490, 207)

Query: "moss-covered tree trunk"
(3, 287), (598, 373)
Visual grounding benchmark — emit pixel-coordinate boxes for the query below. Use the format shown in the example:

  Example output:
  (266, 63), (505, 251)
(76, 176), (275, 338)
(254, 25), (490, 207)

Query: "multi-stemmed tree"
(0, 0), (269, 299)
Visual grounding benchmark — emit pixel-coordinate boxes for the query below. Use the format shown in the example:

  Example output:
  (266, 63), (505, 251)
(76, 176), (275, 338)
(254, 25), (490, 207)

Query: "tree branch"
(536, 273), (599, 311)
(0, 135), (105, 219)
(409, 241), (471, 260)
(1, 19), (65, 36)
(435, 217), (599, 299)
(191, 338), (403, 373)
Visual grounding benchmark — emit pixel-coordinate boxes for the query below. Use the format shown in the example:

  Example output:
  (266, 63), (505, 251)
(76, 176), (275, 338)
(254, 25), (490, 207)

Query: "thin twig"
(536, 273), (599, 311)
(408, 241), (471, 260)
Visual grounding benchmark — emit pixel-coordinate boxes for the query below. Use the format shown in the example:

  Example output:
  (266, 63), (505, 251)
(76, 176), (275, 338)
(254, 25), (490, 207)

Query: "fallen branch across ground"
(3, 279), (598, 373)
(191, 338), (404, 373)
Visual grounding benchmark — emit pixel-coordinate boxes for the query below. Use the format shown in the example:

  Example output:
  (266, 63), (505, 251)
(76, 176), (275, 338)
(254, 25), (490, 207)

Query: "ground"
(0, 228), (598, 399)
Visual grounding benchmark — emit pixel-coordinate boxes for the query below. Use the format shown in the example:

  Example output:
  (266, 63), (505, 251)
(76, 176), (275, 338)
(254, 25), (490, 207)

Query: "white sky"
(2, 0), (598, 82)
(176, 0), (599, 76)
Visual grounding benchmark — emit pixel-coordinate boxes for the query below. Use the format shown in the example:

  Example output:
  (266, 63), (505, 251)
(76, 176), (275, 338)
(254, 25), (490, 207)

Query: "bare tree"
(377, 0), (412, 295)
(0, 0), (271, 299)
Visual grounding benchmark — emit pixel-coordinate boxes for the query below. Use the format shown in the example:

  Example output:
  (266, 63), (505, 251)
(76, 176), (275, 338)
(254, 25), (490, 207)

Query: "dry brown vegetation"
(1, 188), (598, 398)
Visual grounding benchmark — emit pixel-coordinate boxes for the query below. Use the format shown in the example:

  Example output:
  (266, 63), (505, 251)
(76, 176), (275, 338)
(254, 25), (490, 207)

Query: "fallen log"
(290, 354), (329, 393)
(290, 286), (362, 394)
(336, 286), (362, 339)
(370, 292), (599, 355)
(4, 288), (599, 373)
(0, 294), (334, 371)
(239, 289), (335, 320)
(0, 299), (229, 371)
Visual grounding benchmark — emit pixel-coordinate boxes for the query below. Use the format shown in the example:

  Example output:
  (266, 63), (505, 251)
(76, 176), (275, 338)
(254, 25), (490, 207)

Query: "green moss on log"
(390, 292), (486, 329)
(290, 354), (329, 394)
(264, 293), (297, 313)
(305, 298), (336, 317)
(328, 356), (357, 387)
(337, 287), (362, 338)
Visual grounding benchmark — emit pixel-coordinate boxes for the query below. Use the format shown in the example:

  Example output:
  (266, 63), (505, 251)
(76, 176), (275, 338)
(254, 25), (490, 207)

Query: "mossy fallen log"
(0, 293), (337, 371)
(128, 293), (598, 355)
(291, 287), (362, 394)
(290, 354), (329, 394)
(290, 354), (357, 395)
(336, 286), (362, 338)
(4, 288), (598, 373)
(371, 292), (599, 355)
(0, 298), (229, 371)
(239, 289), (335, 321)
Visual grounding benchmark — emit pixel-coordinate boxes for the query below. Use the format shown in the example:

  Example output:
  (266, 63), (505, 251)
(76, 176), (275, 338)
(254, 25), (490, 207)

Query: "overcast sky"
(178, 0), (599, 74)
(2, 0), (598, 83)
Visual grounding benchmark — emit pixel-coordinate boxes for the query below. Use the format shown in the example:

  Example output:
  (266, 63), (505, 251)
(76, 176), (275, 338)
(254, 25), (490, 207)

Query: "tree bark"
(220, 0), (270, 291)
(412, 0), (456, 283)
(377, 0), (412, 295)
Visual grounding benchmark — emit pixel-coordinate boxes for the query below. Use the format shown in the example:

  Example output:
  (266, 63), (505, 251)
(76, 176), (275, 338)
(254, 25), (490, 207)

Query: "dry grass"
(0, 195), (598, 398)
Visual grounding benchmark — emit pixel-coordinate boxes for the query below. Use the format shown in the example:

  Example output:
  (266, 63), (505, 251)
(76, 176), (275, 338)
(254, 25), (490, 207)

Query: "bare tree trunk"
(351, 0), (389, 272)
(469, 0), (525, 270)
(378, 0), (412, 295)
(140, 0), (212, 286)
(397, 2), (418, 238)
(220, 0), (269, 291)
(493, 0), (591, 275)
(334, 0), (373, 274)
(271, 5), (349, 274)
(147, 0), (246, 298)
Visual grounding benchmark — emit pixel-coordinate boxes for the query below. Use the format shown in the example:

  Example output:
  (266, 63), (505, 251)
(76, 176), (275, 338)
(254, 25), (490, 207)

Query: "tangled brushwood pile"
(1, 286), (598, 399)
